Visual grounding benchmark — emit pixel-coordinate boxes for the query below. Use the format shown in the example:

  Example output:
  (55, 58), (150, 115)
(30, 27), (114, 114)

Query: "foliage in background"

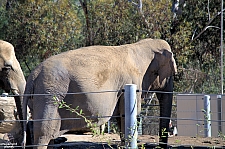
(2, 0), (83, 77)
(0, 3), (7, 39)
(171, 0), (223, 93)
(80, 0), (172, 46)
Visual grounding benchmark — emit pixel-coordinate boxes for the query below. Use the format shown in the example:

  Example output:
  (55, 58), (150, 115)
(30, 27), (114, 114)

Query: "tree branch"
(128, 0), (150, 29)
(207, 0), (211, 20)
(79, 0), (92, 46)
(192, 9), (225, 41)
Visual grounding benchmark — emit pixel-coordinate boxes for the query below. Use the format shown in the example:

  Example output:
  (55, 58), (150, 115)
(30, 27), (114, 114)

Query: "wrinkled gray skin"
(0, 40), (26, 135)
(23, 38), (177, 149)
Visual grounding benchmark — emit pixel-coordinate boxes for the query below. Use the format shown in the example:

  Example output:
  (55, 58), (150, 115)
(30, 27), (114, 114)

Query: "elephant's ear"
(158, 50), (177, 83)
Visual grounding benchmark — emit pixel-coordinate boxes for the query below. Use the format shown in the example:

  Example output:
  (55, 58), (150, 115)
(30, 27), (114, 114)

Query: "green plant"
(53, 95), (100, 135)
(139, 143), (146, 149)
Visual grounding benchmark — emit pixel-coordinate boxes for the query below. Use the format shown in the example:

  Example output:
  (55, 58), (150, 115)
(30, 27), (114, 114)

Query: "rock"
(0, 96), (19, 133)
(0, 96), (23, 147)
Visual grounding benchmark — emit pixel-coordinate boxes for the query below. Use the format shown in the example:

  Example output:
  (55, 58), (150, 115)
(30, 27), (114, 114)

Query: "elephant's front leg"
(158, 93), (172, 148)
(157, 78), (173, 149)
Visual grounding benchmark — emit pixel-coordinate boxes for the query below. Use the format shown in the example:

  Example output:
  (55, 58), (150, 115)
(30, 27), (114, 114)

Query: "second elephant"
(0, 40), (26, 143)
(23, 38), (177, 149)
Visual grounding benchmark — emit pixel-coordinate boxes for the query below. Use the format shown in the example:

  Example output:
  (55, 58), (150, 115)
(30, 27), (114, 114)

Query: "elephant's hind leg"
(33, 135), (51, 149)
(33, 106), (61, 149)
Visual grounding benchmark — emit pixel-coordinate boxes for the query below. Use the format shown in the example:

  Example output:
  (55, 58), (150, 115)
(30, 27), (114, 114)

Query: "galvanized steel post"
(204, 95), (211, 137)
(124, 84), (138, 149)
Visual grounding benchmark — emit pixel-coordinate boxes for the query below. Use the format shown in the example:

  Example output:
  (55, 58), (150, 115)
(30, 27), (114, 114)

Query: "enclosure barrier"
(124, 84), (138, 149)
(203, 95), (211, 137)
(0, 90), (225, 148)
(217, 95), (222, 133)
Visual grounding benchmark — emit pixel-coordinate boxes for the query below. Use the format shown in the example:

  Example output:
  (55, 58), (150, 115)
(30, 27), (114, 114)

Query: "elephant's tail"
(22, 64), (41, 148)
(22, 79), (34, 148)
(22, 92), (29, 148)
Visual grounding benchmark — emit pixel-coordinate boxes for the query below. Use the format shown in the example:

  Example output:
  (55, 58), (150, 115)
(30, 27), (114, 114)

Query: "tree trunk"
(79, 0), (92, 46)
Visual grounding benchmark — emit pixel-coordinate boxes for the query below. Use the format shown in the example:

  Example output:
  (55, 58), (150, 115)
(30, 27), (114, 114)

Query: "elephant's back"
(42, 46), (129, 76)
(33, 46), (128, 92)
(29, 43), (144, 92)
(48, 45), (128, 62)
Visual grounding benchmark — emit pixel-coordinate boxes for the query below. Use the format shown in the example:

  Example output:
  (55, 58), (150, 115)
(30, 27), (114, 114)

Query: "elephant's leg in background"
(157, 77), (173, 149)
(116, 95), (125, 145)
(100, 123), (106, 134)
(33, 104), (61, 149)
(26, 121), (34, 147)
(90, 123), (106, 134)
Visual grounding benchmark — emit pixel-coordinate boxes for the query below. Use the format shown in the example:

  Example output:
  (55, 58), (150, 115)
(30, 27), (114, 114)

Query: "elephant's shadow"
(53, 138), (119, 149)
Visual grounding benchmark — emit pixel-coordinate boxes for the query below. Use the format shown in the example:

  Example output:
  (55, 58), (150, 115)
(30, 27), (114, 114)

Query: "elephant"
(22, 38), (177, 149)
(0, 40), (26, 140)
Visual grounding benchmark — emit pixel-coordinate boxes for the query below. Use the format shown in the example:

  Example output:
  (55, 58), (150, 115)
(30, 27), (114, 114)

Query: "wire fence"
(0, 90), (224, 148)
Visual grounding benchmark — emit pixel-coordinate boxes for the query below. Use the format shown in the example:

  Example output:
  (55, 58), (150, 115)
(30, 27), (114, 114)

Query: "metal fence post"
(204, 95), (211, 137)
(125, 84), (138, 149)
(217, 95), (222, 133)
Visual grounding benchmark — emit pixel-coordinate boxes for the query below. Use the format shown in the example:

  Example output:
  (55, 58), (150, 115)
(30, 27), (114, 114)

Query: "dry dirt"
(57, 132), (225, 148)
(0, 133), (225, 148)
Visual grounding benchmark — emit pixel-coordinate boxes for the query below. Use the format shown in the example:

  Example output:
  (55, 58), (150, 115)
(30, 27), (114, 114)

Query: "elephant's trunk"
(15, 96), (23, 128)
(12, 89), (24, 130)
(9, 65), (26, 131)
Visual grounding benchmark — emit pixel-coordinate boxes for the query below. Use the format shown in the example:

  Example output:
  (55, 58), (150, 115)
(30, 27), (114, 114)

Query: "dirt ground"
(57, 132), (225, 148)
(0, 132), (225, 148)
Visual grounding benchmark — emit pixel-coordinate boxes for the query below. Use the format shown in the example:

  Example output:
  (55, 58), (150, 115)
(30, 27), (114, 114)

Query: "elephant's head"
(0, 40), (26, 126)
(142, 49), (177, 94)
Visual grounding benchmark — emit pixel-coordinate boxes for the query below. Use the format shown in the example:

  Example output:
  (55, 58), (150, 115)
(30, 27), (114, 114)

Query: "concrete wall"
(177, 94), (225, 137)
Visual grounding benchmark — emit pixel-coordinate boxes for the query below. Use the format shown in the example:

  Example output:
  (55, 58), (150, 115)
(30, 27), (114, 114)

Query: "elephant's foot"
(47, 139), (55, 149)
(159, 136), (169, 149)
(33, 136), (52, 149)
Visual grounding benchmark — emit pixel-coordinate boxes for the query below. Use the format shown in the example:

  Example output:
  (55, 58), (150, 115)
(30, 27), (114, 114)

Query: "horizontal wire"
(4, 89), (220, 97)
(3, 115), (225, 124)
(2, 90), (121, 97)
